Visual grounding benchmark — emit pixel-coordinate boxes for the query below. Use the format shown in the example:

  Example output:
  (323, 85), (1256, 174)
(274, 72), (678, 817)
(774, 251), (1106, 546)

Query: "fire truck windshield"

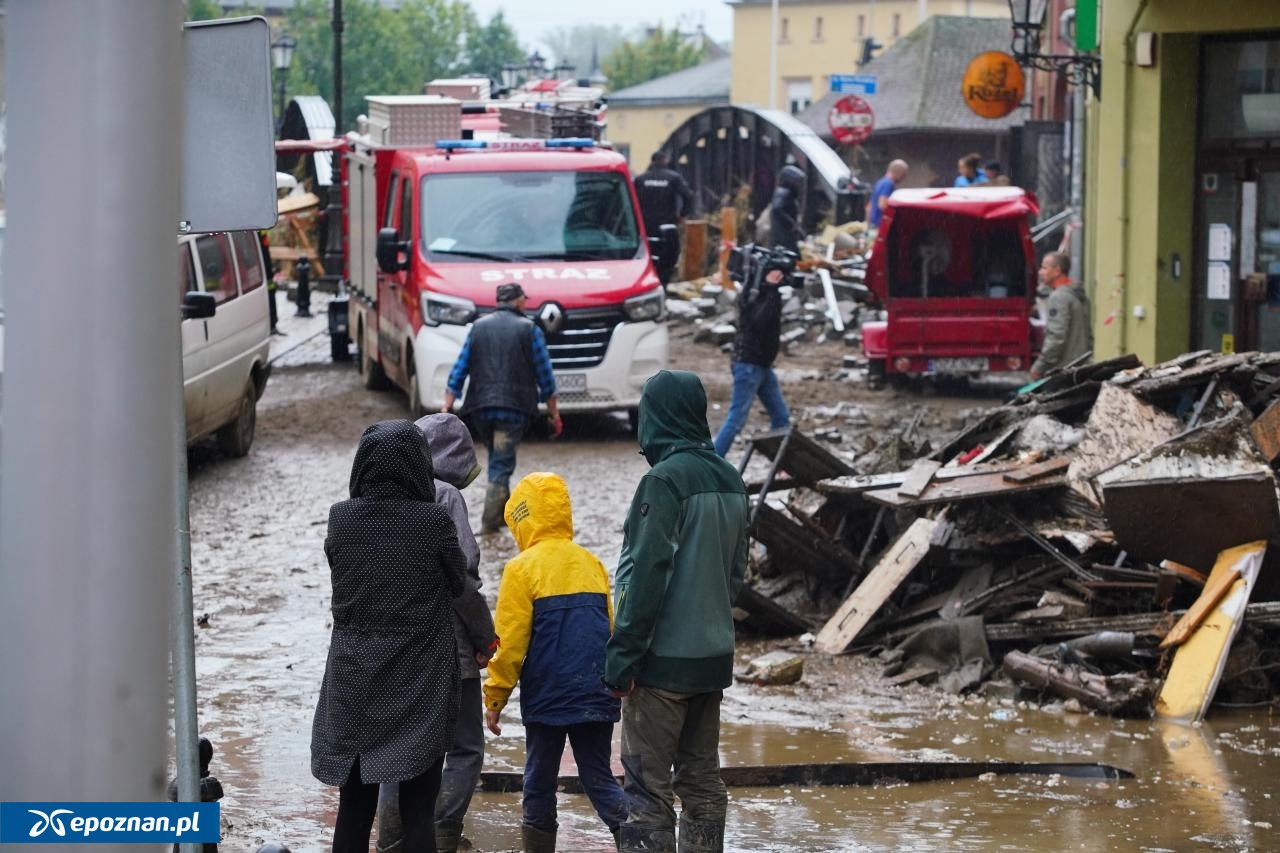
(422, 170), (642, 263)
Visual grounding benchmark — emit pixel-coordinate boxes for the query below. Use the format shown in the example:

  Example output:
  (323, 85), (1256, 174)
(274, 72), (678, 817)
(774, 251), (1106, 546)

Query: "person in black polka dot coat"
(311, 419), (468, 852)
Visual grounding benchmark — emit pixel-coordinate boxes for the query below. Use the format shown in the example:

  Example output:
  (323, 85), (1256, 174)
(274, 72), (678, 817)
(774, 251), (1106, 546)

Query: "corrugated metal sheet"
(291, 95), (335, 186)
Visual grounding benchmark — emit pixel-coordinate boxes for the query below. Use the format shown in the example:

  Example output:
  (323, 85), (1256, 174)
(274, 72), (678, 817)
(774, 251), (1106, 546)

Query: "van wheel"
(359, 329), (389, 391)
(217, 382), (256, 457)
(407, 368), (426, 418)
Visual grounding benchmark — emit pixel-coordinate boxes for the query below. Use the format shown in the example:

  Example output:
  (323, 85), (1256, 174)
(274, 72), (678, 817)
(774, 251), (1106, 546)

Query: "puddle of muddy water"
(185, 362), (1280, 852)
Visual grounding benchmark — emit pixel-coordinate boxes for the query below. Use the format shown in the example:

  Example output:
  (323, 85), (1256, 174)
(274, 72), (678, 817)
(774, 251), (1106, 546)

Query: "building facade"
(1087, 2), (1280, 364)
(728, 0), (1008, 110)
(607, 58), (732, 174)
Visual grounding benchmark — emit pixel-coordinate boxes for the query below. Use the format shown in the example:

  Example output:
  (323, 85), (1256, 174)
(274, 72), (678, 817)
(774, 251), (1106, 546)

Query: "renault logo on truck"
(538, 302), (565, 334)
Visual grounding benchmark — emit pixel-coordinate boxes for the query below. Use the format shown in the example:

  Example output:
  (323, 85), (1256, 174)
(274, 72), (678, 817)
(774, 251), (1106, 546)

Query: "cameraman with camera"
(712, 245), (795, 457)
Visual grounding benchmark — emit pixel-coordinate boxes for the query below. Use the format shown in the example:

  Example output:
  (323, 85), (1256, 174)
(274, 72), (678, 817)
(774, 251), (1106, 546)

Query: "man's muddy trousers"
(617, 687), (727, 853)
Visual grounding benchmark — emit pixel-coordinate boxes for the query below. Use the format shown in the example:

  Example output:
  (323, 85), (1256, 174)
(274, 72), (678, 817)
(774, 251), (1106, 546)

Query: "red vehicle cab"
(862, 187), (1043, 384)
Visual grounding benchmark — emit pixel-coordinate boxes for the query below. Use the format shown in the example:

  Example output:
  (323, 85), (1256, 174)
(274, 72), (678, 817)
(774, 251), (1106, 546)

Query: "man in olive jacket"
(604, 370), (749, 853)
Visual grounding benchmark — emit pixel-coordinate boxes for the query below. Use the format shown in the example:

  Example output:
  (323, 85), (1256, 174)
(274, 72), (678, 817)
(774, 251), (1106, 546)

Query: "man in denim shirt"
(442, 283), (561, 533)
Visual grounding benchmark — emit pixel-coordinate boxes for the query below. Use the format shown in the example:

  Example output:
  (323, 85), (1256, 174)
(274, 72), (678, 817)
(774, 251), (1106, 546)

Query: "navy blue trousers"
(523, 721), (627, 833)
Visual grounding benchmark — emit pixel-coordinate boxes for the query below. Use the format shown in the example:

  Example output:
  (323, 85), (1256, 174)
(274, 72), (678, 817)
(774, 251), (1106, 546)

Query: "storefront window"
(1202, 39), (1280, 141)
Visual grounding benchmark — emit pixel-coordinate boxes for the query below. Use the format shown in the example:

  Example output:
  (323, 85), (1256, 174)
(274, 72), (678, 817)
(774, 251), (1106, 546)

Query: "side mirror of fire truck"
(376, 227), (411, 274)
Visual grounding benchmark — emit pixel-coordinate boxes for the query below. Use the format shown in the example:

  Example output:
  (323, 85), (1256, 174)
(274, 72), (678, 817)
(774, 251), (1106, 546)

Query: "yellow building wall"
(1089, 0), (1280, 364)
(608, 103), (713, 174)
(729, 0), (1008, 107)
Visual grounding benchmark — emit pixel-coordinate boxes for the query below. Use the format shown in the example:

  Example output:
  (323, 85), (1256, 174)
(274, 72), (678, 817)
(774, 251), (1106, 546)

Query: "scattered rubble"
(730, 351), (1280, 720)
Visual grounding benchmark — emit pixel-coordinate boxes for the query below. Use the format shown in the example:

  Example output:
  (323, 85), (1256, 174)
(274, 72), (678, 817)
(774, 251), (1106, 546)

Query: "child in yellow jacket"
(483, 472), (626, 851)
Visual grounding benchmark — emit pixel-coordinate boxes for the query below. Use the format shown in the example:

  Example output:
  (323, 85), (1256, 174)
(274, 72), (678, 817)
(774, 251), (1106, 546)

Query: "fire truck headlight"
(423, 293), (477, 326)
(623, 288), (665, 322)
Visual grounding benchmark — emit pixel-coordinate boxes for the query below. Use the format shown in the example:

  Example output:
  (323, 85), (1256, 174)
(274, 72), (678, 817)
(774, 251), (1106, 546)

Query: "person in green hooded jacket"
(604, 370), (749, 853)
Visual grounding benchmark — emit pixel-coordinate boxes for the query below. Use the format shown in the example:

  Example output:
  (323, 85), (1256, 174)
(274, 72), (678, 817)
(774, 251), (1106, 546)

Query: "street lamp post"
(271, 32), (296, 134)
(1006, 0), (1099, 96)
(525, 50), (546, 80)
(554, 60), (576, 82)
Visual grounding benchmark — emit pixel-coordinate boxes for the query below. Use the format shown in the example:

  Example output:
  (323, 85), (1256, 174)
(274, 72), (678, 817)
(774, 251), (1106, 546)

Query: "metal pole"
(277, 66), (286, 134)
(172, 341), (200, 853)
(333, 0), (344, 134)
(0, 1), (182, 845)
(1069, 84), (1085, 286)
(768, 0), (778, 110)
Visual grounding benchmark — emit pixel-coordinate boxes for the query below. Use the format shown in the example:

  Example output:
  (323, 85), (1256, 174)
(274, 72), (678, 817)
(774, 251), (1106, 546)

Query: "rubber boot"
(374, 784), (403, 852)
(619, 823), (676, 852)
(676, 816), (724, 853)
(612, 827), (621, 850)
(480, 484), (509, 534)
(521, 824), (557, 853)
(434, 821), (463, 853)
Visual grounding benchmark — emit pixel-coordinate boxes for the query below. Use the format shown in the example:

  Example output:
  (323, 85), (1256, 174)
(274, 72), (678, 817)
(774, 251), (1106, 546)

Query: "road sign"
(828, 94), (875, 146)
(829, 73), (878, 95)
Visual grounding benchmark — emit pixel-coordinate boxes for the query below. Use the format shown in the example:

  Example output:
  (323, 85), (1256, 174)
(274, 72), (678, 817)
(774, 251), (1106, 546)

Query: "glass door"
(1253, 169), (1280, 351)
(1196, 166), (1239, 353)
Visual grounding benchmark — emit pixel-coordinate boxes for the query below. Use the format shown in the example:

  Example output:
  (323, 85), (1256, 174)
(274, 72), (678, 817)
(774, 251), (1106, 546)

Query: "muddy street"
(185, 340), (1280, 852)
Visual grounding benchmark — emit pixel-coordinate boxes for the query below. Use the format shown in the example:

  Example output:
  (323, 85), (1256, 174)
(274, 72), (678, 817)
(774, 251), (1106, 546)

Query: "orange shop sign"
(961, 51), (1025, 119)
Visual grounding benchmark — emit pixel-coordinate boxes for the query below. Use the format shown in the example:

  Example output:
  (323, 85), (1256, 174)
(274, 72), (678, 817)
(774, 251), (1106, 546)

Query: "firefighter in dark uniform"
(634, 151), (695, 285)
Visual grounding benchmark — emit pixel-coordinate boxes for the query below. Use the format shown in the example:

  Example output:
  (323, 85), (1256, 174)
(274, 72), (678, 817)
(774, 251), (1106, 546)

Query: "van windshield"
(421, 170), (642, 263)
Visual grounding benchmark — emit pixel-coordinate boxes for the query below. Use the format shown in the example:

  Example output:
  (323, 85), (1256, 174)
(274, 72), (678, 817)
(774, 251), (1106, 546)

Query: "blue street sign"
(830, 74), (878, 95)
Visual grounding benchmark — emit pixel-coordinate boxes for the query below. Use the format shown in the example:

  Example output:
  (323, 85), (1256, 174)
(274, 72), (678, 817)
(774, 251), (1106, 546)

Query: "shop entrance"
(1194, 37), (1280, 354)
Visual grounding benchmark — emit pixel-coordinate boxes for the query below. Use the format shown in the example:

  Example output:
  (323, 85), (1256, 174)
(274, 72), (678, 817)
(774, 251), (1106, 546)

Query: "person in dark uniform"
(769, 163), (806, 255)
(634, 151), (695, 284)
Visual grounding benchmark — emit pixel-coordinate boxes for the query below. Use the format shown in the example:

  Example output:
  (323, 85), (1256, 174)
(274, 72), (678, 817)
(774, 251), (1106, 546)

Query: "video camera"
(727, 243), (800, 303)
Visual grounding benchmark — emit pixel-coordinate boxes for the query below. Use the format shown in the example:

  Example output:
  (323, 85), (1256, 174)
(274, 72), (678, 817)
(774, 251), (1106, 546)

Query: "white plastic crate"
(365, 95), (462, 146)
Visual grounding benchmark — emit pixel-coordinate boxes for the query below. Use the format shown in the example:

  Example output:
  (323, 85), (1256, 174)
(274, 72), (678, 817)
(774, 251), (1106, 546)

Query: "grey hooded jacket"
(417, 413), (498, 679)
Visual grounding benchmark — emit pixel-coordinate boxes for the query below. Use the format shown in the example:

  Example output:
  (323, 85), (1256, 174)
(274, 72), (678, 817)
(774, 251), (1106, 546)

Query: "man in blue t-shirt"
(867, 159), (908, 229)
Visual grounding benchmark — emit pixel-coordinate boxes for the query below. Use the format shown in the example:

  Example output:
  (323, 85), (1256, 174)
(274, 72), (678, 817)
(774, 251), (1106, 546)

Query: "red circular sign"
(828, 95), (875, 145)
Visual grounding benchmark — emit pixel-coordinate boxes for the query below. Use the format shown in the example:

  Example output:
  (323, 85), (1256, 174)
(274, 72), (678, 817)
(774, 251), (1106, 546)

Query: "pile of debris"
(734, 351), (1280, 720)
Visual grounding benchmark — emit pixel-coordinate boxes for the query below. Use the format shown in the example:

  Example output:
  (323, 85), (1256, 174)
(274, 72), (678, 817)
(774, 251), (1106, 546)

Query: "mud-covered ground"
(185, 326), (1280, 852)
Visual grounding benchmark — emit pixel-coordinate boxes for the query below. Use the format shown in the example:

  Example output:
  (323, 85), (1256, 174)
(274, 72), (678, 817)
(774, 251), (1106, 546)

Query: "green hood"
(637, 370), (715, 466)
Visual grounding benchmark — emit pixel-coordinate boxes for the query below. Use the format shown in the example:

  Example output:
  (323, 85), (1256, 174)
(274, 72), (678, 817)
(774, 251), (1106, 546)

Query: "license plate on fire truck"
(928, 357), (987, 374)
(556, 373), (587, 393)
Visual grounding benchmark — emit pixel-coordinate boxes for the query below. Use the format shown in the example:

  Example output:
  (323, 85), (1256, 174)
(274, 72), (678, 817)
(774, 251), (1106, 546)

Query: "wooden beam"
(1251, 399), (1280, 461)
(1157, 565), (1242, 649)
(815, 518), (938, 654)
(898, 459), (942, 498)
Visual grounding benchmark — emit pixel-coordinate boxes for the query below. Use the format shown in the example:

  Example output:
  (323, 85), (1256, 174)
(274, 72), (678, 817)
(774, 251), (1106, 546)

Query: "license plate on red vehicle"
(556, 373), (587, 393)
(929, 357), (987, 373)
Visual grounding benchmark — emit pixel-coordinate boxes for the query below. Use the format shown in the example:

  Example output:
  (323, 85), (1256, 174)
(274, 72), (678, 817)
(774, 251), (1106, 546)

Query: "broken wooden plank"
(815, 517), (938, 654)
(1011, 605), (1069, 622)
(982, 600), (1280, 643)
(1250, 399), (1280, 462)
(1158, 564), (1243, 650)
(732, 584), (815, 637)
(863, 470), (1066, 509)
(1002, 457), (1071, 484)
(751, 501), (860, 582)
(1160, 559), (1208, 587)
(816, 460), (1028, 498)
(898, 459), (942, 498)
(1156, 541), (1266, 723)
(883, 666), (939, 686)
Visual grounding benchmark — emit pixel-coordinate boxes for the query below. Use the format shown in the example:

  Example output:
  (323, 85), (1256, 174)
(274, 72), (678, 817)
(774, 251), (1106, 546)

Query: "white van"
(178, 230), (271, 455)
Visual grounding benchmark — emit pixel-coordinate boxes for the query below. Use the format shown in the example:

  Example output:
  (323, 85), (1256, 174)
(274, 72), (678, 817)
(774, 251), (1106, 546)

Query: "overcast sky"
(465, 0), (734, 58)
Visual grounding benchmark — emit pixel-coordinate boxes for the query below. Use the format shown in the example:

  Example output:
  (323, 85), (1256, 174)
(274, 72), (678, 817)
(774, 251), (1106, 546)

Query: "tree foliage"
(541, 24), (632, 81)
(601, 25), (704, 92)
(284, 0), (523, 133)
(464, 11), (525, 81)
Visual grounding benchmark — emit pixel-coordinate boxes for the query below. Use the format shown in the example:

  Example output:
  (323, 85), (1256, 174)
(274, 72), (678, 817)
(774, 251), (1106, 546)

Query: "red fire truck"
(284, 90), (668, 419)
(861, 187), (1044, 384)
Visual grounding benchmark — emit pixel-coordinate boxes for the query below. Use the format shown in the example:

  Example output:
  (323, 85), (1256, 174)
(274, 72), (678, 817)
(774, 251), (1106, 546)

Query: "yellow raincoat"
(482, 472), (620, 725)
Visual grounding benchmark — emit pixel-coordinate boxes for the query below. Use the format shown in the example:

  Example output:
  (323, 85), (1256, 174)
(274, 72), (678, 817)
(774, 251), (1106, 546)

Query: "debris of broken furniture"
(730, 352), (1280, 721)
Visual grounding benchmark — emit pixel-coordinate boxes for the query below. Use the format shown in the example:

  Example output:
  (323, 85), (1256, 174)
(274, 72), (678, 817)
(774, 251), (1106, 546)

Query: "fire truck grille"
(543, 307), (624, 370)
